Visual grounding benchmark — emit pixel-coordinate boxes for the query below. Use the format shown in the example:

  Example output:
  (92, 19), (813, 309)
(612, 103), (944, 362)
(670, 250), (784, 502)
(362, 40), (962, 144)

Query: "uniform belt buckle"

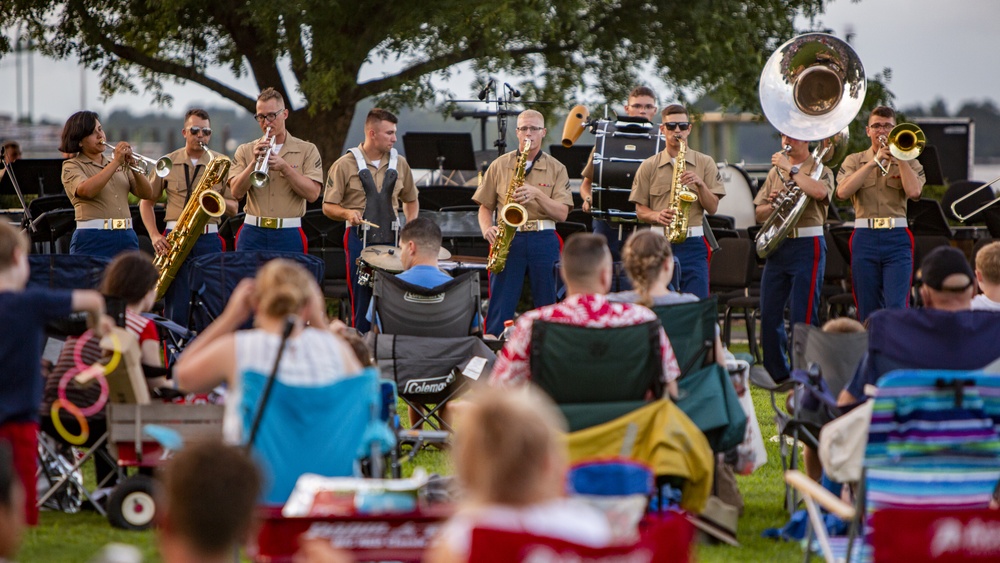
(260, 217), (279, 229)
(109, 219), (128, 230)
(521, 221), (538, 232)
(872, 218), (892, 229)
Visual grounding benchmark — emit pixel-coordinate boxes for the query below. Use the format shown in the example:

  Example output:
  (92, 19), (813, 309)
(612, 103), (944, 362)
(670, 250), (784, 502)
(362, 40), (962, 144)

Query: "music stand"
(907, 198), (953, 237)
(549, 144), (593, 180)
(402, 133), (478, 187)
(0, 159), (66, 197)
(29, 209), (77, 254)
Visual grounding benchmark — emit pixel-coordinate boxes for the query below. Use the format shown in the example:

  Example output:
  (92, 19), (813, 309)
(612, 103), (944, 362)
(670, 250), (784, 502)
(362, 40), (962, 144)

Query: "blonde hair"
(621, 230), (673, 307)
(975, 241), (1000, 285)
(518, 109), (545, 127)
(821, 317), (864, 334)
(453, 388), (567, 506)
(0, 222), (28, 272)
(254, 259), (314, 318)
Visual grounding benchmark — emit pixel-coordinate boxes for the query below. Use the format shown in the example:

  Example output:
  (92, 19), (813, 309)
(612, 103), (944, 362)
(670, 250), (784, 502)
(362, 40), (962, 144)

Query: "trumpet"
(102, 141), (172, 178)
(250, 127), (275, 189)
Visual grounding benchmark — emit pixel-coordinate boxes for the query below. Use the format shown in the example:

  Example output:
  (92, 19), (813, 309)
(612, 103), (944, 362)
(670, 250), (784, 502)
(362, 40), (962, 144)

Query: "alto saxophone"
(486, 139), (530, 274)
(665, 139), (698, 244)
(153, 154), (230, 300)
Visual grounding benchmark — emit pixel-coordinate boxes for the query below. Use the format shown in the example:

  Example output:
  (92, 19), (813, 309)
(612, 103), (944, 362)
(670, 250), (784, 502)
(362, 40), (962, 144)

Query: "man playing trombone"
(754, 135), (834, 382)
(228, 87), (323, 253)
(140, 108), (237, 322)
(836, 106), (925, 321)
(59, 111), (156, 258)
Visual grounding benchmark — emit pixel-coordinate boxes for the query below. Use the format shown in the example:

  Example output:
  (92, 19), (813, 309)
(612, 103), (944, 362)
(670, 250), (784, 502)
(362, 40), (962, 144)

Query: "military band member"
(754, 135), (835, 382)
(228, 87), (323, 253)
(475, 109), (574, 337)
(630, 104), (725, 298)
(835, 106), (925, 321)
(323, 108), (419, 333)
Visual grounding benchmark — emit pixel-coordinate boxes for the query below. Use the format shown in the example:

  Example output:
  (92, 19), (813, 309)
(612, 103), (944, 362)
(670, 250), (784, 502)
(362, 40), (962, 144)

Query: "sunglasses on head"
(663, 122), (690, 131)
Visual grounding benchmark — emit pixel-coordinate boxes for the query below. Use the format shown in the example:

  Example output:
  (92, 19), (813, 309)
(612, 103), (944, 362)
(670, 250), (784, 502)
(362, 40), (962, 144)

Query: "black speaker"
(913, 118), (973, 183)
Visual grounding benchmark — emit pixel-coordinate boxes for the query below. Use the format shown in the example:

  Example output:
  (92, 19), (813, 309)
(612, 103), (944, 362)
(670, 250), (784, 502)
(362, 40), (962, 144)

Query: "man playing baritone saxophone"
(630, 104), (725, 298)
(475, 110), (574, 337)
(140, 108), (237, 323)
(228, 87), (323, 253)
(753, 135), (835, 382)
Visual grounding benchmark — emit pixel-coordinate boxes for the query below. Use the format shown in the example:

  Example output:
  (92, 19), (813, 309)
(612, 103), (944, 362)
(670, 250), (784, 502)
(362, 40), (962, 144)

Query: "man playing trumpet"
(229, 87), (323, 253)
(754, 135), (834, 382)
(836, 106), (925, 321)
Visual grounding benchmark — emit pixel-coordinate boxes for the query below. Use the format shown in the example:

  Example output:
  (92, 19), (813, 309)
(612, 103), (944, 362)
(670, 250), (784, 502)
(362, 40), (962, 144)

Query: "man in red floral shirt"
(489, 233), (680, 397)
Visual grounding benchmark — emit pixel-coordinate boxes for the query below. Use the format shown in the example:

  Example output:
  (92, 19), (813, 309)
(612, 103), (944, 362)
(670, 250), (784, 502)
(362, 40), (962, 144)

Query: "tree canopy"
(2, 0), (832, 162)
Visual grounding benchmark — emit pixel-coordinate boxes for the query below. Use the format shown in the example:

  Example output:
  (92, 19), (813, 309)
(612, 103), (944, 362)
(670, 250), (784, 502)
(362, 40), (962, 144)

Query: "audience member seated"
(0, 441), (25, 562)
(174, 259), (363, 444)
(425, 388), (612, 563)
(839, 246), (1000, 405)
(489, 233), (680, 398)
(0, 221), (109, 526)
(610, 229), (726, 367)
(973, 241), (1000, 311)
(157, 440), (261, 563)
(39, 252), (165, 490)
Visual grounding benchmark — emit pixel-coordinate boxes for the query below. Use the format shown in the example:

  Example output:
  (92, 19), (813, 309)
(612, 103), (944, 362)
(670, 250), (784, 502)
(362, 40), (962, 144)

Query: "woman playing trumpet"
(60, 111), (155, 258)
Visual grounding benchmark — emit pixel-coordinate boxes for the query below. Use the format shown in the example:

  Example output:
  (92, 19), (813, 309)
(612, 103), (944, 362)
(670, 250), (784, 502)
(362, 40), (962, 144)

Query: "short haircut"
(518, 109), (545, 127)
(185, 108), (210, 121)
(869, 106), (895, 121)
(257, 87), (284, 106)
(255, 258), (315, 318)
(561, 233), (610, 285)
(622, 230), (672, 307)
(366, 108), (398, 130)
(1, 141), (19, 151)
(821, 317), (865, 334)
(453, 388), (566, 506)
(661, 104), (688, 121)
(160, 441), (261, 557)
(975, 241), (1000, 285)
(628, 86), (657, 101)
(99, 251), (159, 304)
(400, 217), (442, 255)
(0, 441), (14, 509)
(59, 111), (100, 154)
(0, 221), (28, 273)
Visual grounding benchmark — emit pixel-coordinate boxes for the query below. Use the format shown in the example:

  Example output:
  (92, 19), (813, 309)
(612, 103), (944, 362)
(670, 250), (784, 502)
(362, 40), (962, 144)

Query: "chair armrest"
(749, 365), (797, 393)
(784, 470), (856, 521)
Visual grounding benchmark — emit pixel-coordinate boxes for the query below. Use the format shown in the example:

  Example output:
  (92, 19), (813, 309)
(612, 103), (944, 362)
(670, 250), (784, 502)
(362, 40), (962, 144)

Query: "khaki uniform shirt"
(472, 151), (573, 220)
(154, 147), (233, 224)
(836, 149), (925, 219)
(62, 155), (136, 221)
(629, 148), (725, 228)
(229, 133), (323, 218)
(323, 144), (418, 213)
(753, 156), (835, 228)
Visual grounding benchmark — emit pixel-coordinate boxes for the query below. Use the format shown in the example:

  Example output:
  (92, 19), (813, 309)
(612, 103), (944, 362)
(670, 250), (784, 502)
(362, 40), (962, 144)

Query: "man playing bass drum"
(475, 110), (573, 337)
(753, 135), (834, 382)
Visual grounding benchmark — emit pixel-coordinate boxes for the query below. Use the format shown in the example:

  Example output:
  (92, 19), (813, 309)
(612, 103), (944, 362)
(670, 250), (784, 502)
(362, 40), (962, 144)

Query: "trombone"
(102, 141), (172, 178)
(250, 127), (275, 189)
(876, 123), (925, 176)
(950, 175), (1000, 222)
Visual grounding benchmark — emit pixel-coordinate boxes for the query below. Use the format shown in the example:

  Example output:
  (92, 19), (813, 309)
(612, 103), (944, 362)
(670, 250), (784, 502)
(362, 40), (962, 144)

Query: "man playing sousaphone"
(753, 135), (835, 383)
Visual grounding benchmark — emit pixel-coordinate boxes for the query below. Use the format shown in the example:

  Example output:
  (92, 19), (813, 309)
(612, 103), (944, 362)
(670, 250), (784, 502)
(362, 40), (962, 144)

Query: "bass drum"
(592, 118), (663, 223)
(714, 164), (757, 230)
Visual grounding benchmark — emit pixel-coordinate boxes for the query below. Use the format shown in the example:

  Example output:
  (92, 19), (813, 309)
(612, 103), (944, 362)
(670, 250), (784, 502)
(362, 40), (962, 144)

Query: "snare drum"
(592, 118), (663, 222)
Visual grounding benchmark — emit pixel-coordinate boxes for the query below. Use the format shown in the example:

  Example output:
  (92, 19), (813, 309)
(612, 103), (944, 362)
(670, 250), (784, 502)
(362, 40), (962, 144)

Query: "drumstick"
(359, 219), (380, 229)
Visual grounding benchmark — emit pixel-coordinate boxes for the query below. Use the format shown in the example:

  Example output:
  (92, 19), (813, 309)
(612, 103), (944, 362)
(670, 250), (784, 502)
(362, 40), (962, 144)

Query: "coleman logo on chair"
(403, 374), (454, 395)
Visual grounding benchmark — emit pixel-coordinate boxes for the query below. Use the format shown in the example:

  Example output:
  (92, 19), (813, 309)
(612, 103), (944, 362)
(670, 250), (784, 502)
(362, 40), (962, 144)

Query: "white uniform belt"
(245, 213), (301, 229)
(518, 219), (556, 232)
(76, 218), (132, 230)
(854, 217), (907, 229)
(787, 226), (824, 238)
(650, 225), (704, 238)
(165, 221), (219, 234)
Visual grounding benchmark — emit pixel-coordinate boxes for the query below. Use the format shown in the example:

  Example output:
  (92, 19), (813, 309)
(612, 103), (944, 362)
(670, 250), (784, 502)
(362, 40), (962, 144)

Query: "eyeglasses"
(663, 122), (690, 131)
(254, 110), (285, 123)
(516, 126), (545, 133)
(188, 126), (212, 136)
(629, 104), (656, 111)
(868, 123), (894, 130)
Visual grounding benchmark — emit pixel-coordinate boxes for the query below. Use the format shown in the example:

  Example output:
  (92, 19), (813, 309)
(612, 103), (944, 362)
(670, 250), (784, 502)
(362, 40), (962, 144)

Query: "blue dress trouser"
(345, 228), (375, 333)
(849, 228), (913, 322)
(485, 230), (560, 336)
(235, 224), (306, 253)
(593, 218), (634, 291)
(760, 236), (826, 382)
(161, 228), (224, 325)
(673, 235), (711, 299)
(70, 229), (139, 259)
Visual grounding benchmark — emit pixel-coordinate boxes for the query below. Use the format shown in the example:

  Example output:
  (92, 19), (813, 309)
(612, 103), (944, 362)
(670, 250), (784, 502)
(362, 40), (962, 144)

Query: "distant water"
(973, 164), (1000, 183)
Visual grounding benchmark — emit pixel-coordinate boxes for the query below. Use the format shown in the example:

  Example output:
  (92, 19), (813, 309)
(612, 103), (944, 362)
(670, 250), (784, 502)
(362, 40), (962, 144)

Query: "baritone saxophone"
(486, 139), (530, 274)
(153, 154), (230, 300)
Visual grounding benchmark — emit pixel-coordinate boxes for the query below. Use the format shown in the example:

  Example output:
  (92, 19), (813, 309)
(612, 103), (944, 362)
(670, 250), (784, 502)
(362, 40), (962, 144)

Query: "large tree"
(2, 0), (828, 161)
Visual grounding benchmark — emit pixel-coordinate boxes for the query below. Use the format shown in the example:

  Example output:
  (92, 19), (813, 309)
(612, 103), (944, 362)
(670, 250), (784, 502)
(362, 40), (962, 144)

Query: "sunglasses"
(663, 122), (690, 131)
(188, 126), (212, 136)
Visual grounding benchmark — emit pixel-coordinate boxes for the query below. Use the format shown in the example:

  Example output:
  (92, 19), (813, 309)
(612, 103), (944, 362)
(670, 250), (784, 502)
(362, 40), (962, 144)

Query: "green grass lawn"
(19, 354), (804, 562)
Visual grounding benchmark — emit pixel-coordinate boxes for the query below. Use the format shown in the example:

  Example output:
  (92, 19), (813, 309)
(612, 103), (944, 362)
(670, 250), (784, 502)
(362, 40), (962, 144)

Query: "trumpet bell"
(888, 123), (925, 161)
(561, 105), (591, 148)
(759, 33), (866, 141)
(250, 170), (270, 189)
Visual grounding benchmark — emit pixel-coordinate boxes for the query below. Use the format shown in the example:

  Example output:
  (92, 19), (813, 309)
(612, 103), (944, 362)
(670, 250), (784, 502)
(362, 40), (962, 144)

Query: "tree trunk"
(285, 103), (357, 175)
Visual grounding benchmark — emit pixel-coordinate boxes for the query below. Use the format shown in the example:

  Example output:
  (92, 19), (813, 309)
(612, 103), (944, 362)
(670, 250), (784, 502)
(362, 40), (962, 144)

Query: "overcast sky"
(0, 0), (996, 124)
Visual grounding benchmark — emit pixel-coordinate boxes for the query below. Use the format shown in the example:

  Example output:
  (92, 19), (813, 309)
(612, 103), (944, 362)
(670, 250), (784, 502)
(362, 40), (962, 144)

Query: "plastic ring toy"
(50, 399), (89, 445)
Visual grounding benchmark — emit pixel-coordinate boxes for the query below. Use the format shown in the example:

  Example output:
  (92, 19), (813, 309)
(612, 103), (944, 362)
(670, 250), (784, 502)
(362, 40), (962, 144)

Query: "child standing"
(972, 241), (1000, 311)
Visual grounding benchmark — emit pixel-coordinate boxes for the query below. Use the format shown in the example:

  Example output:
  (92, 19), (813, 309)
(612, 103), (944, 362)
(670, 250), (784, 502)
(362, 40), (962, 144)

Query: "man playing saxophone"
(753, 135), (834, 382)
(474, 110), (573, 337)
(630, 104), (725, 298)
